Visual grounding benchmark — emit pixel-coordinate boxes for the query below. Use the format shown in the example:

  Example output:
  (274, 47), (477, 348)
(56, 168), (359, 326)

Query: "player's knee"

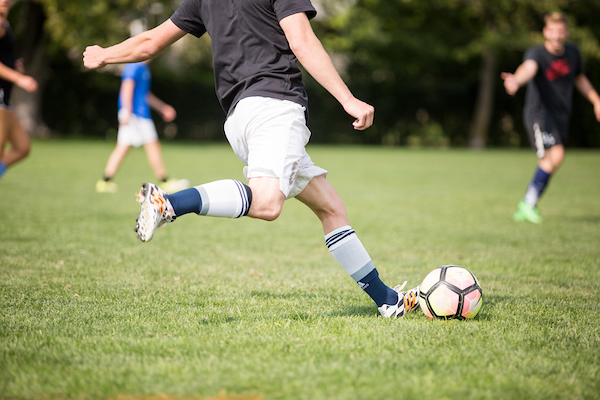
(252, 202), (283, 221)
(20, 144), (31, 158)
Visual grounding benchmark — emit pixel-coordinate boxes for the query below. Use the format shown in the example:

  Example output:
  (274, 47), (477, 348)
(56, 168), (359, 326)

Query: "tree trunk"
(13, 1), (49, 138)
(468, 47), (497, 149)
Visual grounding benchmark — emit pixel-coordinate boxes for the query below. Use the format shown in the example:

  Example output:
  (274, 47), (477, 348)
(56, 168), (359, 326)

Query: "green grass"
(1, 140), (599, 400)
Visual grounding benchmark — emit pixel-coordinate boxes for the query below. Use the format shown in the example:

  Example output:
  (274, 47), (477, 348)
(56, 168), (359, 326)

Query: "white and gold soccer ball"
(419, 265), (483, 320)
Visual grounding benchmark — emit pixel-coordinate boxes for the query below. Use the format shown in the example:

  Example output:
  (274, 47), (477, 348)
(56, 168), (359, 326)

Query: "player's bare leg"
(143, 140), (167, 181)
(538, 144), (564, 173)
(143, 140), (189, 193)
(297, 175), (419, 317)
(0, 110), (30, 167)
(96, 143), (130, 193)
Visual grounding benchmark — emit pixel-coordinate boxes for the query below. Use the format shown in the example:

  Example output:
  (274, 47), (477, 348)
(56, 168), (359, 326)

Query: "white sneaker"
(160, 178), (190, 193)
(378, 281), (420, 318)
(135, 183), (176, 242)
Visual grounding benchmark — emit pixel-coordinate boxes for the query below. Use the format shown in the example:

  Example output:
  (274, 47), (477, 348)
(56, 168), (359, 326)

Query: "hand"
(83, 45), (107, 70)
(501, 72), (519, 96)
(342, 97), (375, 130)
(118, 108), (131, 125)
(16, 75), (37, 93)
(161, 104), (176, 122)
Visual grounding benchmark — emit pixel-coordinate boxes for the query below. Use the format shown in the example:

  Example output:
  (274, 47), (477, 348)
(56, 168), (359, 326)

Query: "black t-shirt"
(0, 20), (17, 103)
(523, 43), (583, 129)
(171, 0), (317, 115)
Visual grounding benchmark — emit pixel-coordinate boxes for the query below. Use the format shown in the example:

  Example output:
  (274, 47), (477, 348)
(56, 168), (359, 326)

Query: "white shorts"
(117, 114), (158, 148)
(224, 96), (328, 199)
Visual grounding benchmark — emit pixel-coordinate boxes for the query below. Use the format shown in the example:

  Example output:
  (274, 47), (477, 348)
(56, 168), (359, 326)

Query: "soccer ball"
(419, 265), (483, 320)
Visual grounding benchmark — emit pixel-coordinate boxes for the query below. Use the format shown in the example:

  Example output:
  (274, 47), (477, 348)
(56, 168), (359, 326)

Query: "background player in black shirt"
(502, 12), (600, 223)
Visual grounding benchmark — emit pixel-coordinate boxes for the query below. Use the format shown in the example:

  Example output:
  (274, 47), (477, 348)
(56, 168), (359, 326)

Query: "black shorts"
(524, 115), (568, 158)
(0, 87), (11, 108)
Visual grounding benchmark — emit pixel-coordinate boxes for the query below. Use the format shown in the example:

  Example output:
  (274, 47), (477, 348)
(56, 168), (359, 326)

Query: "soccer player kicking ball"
(83, 0), (419, 318)
(502, 12), (600, 224)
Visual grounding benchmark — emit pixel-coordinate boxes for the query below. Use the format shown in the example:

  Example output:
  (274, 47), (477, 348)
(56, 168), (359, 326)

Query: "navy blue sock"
(358, 269), (399, 307)
(524, 166), (552, 207)
(532, 167), (551, 196)
(165, 188), (202, 216)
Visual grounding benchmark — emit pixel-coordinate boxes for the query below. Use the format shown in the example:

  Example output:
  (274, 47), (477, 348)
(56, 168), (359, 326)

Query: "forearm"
(97, 33), (160, 66)
(147, 92), (166, 112)
(575, 74), (600, 105)
(0, 62), (23, 84)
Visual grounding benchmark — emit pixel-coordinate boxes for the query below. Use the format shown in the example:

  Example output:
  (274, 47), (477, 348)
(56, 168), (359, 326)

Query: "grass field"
(1, 140), (599, 400)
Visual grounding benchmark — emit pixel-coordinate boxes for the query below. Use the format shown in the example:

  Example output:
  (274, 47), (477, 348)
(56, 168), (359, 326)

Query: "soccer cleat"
(134, 183), (176, 242)
(378, 281), (420, 318)
(160, 178), (190, 193)
(96, 179), (118, 193)
(513, 200), (542, 224)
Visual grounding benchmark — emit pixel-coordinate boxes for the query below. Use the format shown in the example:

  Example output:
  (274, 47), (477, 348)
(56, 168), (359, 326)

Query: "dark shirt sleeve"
(273, 0), (317, 22)
(170, 0), (207, 38)
(523, 46), (540, 64)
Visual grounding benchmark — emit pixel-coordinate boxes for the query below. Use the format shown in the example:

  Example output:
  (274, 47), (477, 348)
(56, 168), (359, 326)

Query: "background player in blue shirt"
(502, 12), (600, 223)
(96, 60), (188, 193)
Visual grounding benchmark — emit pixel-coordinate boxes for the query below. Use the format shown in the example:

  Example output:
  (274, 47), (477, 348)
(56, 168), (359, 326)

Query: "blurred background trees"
(9, 0), (600, 147)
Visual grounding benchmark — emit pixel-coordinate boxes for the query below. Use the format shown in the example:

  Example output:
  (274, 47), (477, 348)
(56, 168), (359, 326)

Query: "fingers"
(343, 98), (374, 130)
(352, 110), (374, 130)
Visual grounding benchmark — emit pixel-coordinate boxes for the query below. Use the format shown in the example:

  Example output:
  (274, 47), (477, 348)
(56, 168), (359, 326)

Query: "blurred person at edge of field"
(0, 0), (37, 179)
(502, 12), (600, 224)
(95, 60), (189, 194)
(83, 0), (421, 318)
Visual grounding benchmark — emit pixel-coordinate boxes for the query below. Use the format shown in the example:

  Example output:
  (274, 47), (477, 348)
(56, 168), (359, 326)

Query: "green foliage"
(8, 1), (600, 146)
(307, 0), (600, 146)
(1, 142), (600, 399)
(38, 0), (173, 48)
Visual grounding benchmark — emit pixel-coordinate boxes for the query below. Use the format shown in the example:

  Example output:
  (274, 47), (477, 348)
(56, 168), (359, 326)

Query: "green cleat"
(513, 200), (542, 224)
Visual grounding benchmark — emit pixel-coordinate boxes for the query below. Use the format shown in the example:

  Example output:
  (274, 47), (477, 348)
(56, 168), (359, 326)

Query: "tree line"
(10, 0), (600, 147)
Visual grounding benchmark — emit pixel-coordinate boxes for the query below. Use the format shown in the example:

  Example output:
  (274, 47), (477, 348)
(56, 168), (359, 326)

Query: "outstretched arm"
(83, 19), (186, 70)
(501, 59), (538, 96)
(574, 73), (600, 122)
(279, 12), (374, 130)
